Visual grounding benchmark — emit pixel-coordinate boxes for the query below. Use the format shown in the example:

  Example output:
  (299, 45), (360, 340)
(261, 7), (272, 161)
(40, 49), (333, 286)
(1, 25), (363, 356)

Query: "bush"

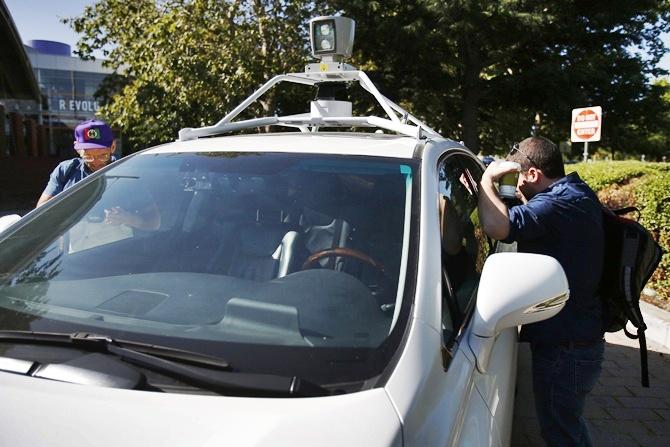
(571, 161), (670, 304)
(635, 171), (670, 299)
(570, 161), (670, 191)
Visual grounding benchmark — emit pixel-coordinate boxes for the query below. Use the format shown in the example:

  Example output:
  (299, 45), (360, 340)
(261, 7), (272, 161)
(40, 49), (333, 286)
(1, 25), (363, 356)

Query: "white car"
(0, 16), (568, 447)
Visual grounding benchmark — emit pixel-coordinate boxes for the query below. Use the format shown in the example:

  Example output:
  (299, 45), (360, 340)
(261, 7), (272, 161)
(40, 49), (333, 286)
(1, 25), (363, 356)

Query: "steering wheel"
(301, 248), (391, 296)
(301, 247), (384, 272)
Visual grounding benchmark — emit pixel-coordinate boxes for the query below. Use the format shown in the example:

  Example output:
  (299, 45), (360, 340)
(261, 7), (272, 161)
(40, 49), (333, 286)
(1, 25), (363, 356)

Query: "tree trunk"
(462, 86), (480, 153)
(459, 36), (482, 153)
(253, 0), (274, 131)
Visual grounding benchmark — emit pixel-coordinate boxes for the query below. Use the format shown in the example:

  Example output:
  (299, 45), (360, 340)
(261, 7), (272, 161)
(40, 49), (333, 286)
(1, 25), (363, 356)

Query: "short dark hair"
(508, 136), (565, 179)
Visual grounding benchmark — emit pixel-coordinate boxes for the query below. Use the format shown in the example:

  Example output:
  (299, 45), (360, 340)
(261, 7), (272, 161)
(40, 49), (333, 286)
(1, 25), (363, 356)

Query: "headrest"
(238, 224), (293, 256)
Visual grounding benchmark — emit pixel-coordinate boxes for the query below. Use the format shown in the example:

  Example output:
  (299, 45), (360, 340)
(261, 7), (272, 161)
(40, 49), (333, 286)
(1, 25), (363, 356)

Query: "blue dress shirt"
(503, 172), (605, 343)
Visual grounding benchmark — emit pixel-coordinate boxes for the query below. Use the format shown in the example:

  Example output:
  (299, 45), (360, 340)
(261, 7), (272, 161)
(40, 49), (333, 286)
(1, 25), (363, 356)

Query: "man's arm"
(478, 162), (516, 241)
(37, 161), (70, 208)
(36, 194), (54, 207)
(104, 204), (161, 231)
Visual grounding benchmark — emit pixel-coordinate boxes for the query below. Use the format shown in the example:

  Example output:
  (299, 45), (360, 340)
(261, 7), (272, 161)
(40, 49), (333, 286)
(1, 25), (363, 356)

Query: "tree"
(330, 0), (670, 154)
(630, 78), (670, 160)
(66, 0), (323, 149)
(70, 0), (670, 155)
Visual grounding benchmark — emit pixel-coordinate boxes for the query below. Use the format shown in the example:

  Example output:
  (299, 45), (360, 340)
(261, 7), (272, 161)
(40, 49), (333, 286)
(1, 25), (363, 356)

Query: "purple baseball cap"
(74, 119), (114, 150)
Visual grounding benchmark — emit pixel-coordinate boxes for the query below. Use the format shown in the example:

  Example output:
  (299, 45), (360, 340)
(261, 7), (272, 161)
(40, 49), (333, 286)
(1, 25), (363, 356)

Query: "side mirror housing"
(469, 252), (569, 373)
(0, 214), (21, 234)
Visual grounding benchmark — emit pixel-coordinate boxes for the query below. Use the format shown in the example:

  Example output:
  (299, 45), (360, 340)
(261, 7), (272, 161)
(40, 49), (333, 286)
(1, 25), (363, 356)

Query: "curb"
(640, 301), (670, 350)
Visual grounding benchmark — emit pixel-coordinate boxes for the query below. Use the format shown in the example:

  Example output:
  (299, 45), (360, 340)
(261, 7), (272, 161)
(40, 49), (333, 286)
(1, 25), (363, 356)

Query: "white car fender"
(0, 370), (402, 447)
(385, 319), (498, 447)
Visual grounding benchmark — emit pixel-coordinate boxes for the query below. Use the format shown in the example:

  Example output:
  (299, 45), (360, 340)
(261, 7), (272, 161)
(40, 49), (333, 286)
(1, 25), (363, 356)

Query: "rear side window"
(438, 154), (490, 336)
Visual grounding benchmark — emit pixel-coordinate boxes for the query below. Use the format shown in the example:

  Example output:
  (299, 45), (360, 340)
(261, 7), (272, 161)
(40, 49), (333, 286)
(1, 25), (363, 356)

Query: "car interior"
(153, 164), (404, 291)
(0, 154), (413, 348)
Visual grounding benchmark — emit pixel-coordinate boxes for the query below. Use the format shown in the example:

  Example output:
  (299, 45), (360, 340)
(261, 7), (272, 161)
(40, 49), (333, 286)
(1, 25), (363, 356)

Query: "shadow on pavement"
(511, 332), (670, 447)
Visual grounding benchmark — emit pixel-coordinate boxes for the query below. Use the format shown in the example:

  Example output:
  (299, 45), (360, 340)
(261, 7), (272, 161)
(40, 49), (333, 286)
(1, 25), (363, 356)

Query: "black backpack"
(600, 206), (663, 387)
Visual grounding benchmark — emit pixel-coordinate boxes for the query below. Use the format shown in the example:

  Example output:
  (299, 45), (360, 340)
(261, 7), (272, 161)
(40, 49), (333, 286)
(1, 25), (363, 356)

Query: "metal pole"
(216, 74), (314, 126)
(583, 141), (589, 162)
(357, 71), (400, 123)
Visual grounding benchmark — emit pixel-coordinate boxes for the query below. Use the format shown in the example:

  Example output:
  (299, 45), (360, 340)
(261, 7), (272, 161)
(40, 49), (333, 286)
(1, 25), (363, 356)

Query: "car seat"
(226, 223), (306, 281)
(301, 210), (351, 269)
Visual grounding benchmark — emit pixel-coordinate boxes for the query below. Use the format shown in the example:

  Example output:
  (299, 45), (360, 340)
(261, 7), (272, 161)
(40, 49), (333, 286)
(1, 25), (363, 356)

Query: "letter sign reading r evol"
(571, 106), (602, 143)
(55, 98), (101, 113)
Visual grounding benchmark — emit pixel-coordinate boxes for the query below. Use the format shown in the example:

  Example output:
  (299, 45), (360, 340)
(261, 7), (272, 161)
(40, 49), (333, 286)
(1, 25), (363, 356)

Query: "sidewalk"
(512, 304), (670, 446)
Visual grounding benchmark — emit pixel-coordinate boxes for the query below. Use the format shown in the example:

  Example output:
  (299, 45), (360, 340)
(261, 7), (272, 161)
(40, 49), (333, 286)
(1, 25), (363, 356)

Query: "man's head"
(74, 120), (115, 172)
(507, 136), (564, 200)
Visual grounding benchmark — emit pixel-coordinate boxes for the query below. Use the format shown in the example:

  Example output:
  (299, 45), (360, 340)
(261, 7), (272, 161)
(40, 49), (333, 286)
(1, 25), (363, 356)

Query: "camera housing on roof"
(309, 16), (355, 62)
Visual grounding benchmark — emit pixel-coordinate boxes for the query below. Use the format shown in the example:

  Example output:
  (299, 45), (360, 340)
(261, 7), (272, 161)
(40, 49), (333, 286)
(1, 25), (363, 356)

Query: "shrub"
(572, 161), (670, 304)
(570, 161), (670, 191)
(635, 172), (670, 299)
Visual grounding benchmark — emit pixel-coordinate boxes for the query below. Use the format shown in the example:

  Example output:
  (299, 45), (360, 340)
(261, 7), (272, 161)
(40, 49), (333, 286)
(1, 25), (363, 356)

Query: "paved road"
(512, 330), (670, 446)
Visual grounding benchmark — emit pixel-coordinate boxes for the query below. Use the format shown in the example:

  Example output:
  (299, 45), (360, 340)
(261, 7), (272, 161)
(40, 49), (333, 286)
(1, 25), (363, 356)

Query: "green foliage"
(636, 171), (670, 230)
(572, 161), (670, 301)
(636, 171), (670, 297)
(67, 1), (670, 156)
(330, 0), (670, 155)
(65, 0), (324, 149)
(571, 161), (670, 191)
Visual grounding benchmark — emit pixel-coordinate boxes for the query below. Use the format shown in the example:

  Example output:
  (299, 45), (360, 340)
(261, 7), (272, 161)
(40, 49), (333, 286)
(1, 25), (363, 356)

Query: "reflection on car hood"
(0, 371), (401, 447)
(144, 132), (419, 159)
(0, 270), (388, 348)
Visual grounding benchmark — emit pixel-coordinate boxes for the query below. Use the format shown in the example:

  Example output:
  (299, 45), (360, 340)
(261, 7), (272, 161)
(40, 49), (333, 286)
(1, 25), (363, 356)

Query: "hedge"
(571, 161), (670, 303)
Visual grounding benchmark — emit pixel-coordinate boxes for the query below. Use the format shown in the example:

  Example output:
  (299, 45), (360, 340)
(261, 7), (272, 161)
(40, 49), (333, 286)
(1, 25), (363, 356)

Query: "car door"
(385, 147), (515, 447)
(438, 153), (517, 446)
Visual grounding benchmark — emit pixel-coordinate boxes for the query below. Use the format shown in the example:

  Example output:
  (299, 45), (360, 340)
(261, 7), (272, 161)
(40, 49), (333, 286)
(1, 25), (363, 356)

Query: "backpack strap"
(620, 230), (650, 387)
(613, 206), (640, 220)
(620, 226), (646, 327)
(638, 329), (650, 388)
(622, 303), (650, 387)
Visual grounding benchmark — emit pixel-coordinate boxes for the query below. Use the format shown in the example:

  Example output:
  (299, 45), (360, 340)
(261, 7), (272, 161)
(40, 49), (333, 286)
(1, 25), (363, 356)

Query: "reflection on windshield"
(0, 153), (416, 375)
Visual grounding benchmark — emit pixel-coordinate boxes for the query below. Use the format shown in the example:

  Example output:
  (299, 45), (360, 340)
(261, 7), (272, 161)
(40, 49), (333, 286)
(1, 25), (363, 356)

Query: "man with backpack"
(478, 136), (605, 447)
(36, 119), (117, 207)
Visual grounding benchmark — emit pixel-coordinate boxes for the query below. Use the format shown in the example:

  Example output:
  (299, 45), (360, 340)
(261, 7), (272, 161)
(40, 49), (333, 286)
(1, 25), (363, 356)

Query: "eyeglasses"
(81, 153), (112, 162)
(508, 142), (538, 169)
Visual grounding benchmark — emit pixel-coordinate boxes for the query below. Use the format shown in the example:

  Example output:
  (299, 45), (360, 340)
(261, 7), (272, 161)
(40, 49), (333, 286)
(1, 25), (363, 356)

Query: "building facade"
(1, 0), (50, 212)
(0, 18), (118, 211)
(24, 40), (118, 156)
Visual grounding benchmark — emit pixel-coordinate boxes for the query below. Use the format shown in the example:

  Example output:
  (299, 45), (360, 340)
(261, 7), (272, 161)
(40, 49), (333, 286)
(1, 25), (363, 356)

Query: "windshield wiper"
(0, 330), (230, 369)
(0, 330), (329, 397)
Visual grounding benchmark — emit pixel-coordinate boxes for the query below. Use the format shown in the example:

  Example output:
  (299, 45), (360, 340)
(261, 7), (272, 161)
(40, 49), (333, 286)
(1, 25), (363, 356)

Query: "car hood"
(0, 371), (402, 447)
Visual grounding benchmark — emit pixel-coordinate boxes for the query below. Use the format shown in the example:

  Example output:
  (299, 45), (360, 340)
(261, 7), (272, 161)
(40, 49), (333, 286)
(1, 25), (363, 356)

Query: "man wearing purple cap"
(36, 120), (160, 230)
(37, 119), (117, 206)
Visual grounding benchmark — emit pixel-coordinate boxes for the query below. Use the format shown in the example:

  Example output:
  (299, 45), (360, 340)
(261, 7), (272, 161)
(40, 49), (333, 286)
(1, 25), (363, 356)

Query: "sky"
(5, 0), (99, 56)
(5, 0), (670, 73)
(657, 34), (670, 73)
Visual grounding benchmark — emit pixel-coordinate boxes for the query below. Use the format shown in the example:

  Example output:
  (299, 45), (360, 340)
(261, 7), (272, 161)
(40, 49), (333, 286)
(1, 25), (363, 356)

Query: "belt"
(558, 339), (604, 349)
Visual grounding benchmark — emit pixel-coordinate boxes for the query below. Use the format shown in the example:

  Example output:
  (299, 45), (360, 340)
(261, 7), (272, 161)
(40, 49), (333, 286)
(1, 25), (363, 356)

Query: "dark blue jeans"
(530, 340), (605, 447)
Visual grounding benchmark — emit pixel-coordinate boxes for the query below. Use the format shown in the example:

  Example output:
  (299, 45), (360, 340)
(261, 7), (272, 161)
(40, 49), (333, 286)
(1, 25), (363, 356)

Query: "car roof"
(143, 132), (421, 159)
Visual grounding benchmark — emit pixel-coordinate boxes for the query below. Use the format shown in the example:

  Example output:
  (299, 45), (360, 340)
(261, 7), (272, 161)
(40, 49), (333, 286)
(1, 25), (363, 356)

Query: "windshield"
(0, 151), (418, 388)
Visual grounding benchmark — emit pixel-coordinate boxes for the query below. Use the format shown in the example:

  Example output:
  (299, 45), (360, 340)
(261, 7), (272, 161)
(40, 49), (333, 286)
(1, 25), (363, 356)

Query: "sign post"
(570, 106), (602, 162)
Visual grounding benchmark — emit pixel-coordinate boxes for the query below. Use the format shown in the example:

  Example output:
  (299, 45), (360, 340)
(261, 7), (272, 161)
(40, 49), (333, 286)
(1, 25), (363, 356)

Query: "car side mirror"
(469, 252), (569, 373)
(0, 214), (21, 234)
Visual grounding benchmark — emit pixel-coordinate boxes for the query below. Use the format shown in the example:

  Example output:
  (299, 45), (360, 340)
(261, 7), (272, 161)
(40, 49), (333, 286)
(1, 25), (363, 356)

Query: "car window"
(0, 152), (419, 386)
(438, 154), (489, 338)
(66, 176), (162, 253)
